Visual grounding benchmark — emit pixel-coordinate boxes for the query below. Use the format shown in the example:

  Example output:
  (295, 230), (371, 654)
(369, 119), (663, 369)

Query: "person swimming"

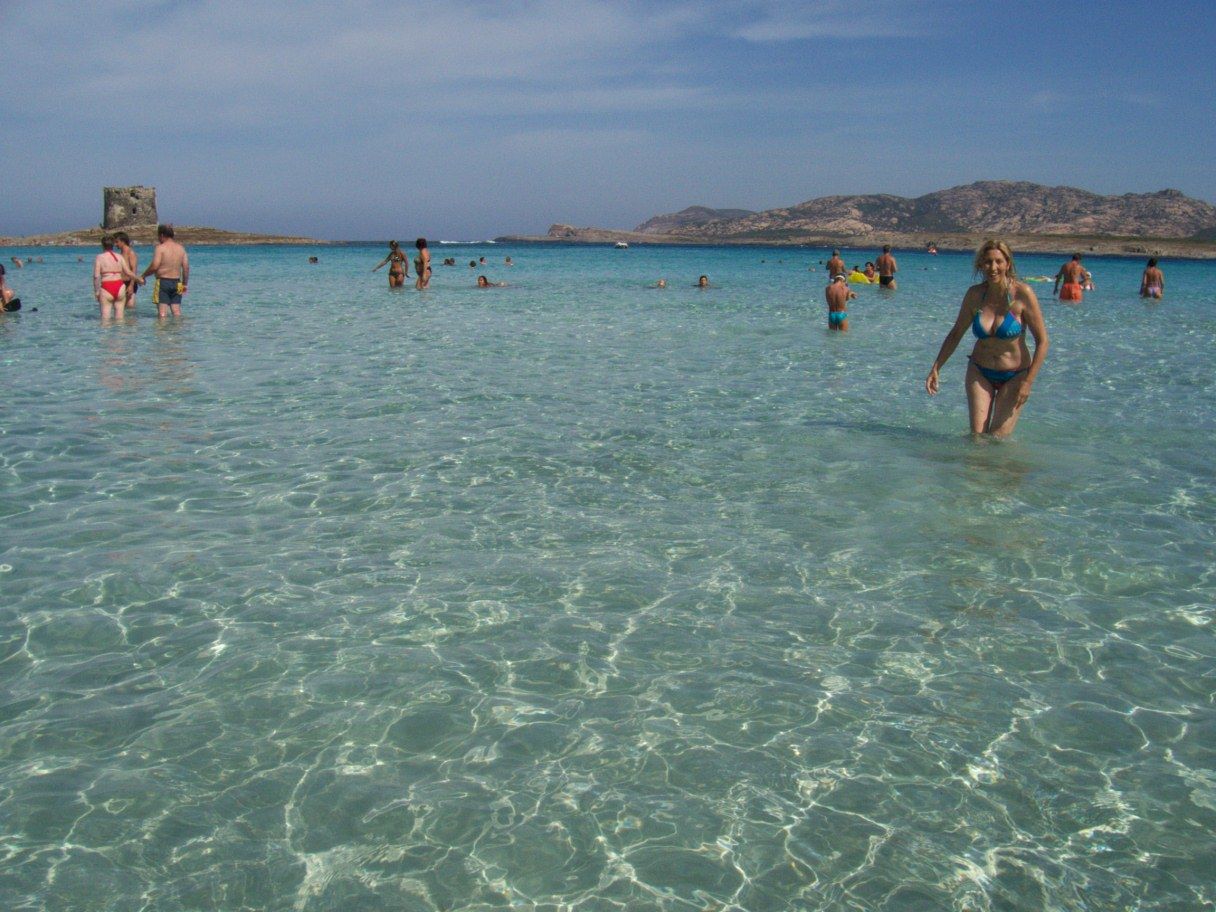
(696, 275), (710, 287)
(925, 239), (1049, 437)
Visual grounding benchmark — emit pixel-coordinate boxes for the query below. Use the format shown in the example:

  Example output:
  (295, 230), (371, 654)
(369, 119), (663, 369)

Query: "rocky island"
(1, 185), (325, 247)
(0, 225), (326, 247)
(500, 181), (1216, 259)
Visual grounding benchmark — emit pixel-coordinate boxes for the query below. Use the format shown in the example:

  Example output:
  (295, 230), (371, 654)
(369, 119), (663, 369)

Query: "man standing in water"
(876, 245), (898, 289)
(114, 231), (138, 312)
(1054, 254), (1085, 302)
(826, 249), (846, 279)
(825, 274), (855, 331)
(140, 224), (189, 318)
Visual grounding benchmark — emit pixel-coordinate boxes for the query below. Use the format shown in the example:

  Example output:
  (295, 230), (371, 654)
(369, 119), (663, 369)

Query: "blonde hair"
(973, 239), (1018, 284)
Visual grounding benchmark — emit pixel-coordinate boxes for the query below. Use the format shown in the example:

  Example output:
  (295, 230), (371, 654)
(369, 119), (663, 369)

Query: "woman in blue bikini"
(925, 239), (1049, 437)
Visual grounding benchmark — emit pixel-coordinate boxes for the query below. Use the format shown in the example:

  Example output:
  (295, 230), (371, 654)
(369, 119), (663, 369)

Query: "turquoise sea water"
(1, 242), (1214, 911)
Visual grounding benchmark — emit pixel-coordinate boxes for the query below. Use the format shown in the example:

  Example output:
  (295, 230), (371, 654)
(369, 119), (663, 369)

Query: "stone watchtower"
(103, 186), (158, 230)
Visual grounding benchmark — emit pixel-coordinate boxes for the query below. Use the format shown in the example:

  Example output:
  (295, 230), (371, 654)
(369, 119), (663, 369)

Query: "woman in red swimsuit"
(92, 234), (138, 320)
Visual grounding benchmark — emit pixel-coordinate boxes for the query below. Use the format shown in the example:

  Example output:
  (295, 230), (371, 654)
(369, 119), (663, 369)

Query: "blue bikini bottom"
(971, 357), (1027, 386)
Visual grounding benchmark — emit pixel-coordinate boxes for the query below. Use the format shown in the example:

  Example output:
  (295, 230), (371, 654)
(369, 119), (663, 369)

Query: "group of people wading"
(23, 231), (1172, 442)
(821, 240), (1167, 438)
(822, 238), (1050, 438)
(91, 224), (189, 320)
(373, 238), (431, 289)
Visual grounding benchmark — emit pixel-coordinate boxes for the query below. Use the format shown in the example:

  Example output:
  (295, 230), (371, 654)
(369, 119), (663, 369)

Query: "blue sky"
(1, 0), (1211, 240)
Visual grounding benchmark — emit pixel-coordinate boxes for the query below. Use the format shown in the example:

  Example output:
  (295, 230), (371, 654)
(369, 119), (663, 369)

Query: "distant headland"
(0, 185), (325, 246)
(0, 225), (326, 247)
(496, 181), (1216, 259)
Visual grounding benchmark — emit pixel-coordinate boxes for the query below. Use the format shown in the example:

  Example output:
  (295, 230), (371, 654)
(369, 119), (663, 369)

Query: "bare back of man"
(1055, 256), (1085, 301)
(115, 234), (138, 310)
(876, 248), (897, 289)
(141, 226), (190, 317)
(825, 277), (855, 331)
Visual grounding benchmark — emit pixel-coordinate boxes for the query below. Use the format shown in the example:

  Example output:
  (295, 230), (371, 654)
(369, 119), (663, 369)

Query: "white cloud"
(0, 0), (724, 158)
(0, 0), (1209, 238)
(730, 0), (932, 41)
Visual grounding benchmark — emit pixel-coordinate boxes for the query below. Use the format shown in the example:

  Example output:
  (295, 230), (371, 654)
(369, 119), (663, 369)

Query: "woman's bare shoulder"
(1011, 280), (1038, 301)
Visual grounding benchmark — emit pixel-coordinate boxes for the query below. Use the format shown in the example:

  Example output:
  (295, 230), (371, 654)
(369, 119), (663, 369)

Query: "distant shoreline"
(493, 230), (1216, 261)
(0, 225), (326, 247)
(7, 225), (1215, 261)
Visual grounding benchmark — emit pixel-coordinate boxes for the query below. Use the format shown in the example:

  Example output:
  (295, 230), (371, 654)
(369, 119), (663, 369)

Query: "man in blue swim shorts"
(140, 223), (190, 318)
(825, 274), (856, 332)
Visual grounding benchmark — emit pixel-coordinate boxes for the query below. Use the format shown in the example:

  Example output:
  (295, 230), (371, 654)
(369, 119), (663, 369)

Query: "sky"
(1, 0), (1212, 240)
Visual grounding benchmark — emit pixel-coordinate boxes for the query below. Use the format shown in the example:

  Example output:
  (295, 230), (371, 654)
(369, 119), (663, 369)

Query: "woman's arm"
(372, 255), (390, 272)
(1013, 283), (1049, 408)
(925, 288), (977, 395)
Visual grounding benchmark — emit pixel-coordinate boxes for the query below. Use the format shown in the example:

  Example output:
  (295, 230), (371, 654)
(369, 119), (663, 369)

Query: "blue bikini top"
(972, 287), (1024, 340)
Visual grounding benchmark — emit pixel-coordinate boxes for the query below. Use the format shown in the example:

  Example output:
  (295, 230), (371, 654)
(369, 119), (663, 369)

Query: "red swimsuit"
(99, 251), (125, 298)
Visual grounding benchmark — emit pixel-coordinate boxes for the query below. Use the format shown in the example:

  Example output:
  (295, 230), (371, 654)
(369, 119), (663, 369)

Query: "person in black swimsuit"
(414, 238), (431, 290)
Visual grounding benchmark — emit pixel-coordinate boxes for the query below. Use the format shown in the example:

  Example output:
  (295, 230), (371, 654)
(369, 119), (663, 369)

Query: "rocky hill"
(635, 182), (1216, 241)
(634, 206), (755, 234)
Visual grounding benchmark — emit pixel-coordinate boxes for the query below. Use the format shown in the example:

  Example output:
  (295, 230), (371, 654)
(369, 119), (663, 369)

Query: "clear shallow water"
(1, 243), (1214, 911)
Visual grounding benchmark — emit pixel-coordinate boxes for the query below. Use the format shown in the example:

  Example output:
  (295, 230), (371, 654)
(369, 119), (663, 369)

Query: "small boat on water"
(614, 241), (629, 249)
